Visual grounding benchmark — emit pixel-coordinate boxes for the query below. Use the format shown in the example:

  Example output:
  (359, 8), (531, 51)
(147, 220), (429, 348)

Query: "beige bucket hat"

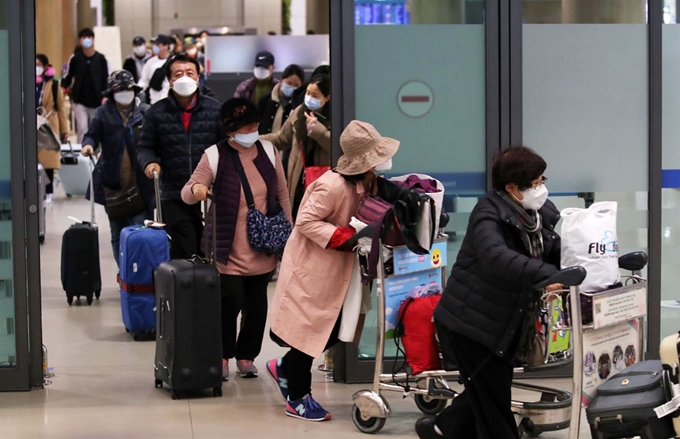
(336, 120), (400, 175)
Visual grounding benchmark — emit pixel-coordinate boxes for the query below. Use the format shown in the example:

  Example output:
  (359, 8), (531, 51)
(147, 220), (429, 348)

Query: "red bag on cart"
(397, 294), (442, 375)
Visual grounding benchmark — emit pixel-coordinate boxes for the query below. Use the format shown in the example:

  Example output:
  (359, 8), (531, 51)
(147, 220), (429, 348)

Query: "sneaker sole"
(265, 363), (288, 402)
(222, 375), (229, 382)
(239, 371), (258, 378)
(285, 410), (332, 422)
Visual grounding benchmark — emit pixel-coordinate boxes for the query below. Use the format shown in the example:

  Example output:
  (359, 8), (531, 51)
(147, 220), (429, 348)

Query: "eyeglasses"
(529, 176), (548, 190)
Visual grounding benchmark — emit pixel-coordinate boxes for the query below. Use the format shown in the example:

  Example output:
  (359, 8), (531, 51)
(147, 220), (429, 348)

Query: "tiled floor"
(0, 189), (596, 438)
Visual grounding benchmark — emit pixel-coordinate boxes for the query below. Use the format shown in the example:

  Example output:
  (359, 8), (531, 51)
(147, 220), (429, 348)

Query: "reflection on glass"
(354, 0), (486, 361)
(0, 0), (14, 368)
(523, 0), (647, 24)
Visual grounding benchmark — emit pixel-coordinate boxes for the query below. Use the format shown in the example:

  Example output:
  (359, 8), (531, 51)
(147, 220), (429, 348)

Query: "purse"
(232, 150), (291, 254)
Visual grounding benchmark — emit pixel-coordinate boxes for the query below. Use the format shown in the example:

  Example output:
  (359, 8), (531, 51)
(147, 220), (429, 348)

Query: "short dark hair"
(308, 74), (330, 97)
(491, 146), (547, 191)
(312, 65), (330, 77)
(341, 171), (369, 182)
(282, 64), (305, 82)
(78, 28), (95, 39)
(164, 54), (201, 80)
(36, 54), (49, 67)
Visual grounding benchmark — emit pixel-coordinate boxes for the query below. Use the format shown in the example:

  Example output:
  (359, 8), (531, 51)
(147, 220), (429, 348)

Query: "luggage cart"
(350, 240), (648, 437)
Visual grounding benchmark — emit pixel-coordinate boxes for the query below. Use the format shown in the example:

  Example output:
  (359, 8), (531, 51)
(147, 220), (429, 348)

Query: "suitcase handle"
(152, 170), (162, 223)
(88, 156), (96, 225)
(205, 193), (216, 266)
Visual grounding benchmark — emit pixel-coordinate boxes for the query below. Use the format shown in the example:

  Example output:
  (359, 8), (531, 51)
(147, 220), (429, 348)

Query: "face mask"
(36, 66), (44, 77)
(134, 45), (147, 57)
(233, 130), (260, 148)
(81, 38), (93, 49)
(186, 48), (197, 57)
(254, 67), (271, 80)
(374, 158), (392, 176)
(172, 76), (198, 97)
(305, 95), (322, 111)
(518, 184), (549, 211)
(152, 45), (160, 55)
(281, 83), (296, 98)
(114, 90), (135, 106)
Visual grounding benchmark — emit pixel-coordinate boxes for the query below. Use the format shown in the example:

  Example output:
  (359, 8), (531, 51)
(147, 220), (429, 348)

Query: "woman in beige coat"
(36, 54), (69, 202)
(265, 120), (399, 422)
(260, 74), (331, 219)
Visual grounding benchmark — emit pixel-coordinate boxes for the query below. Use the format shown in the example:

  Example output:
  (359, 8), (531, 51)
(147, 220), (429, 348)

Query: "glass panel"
(354, 0), (487, 360)
(661, 0), (680, 342)
(0, 0), (14, 368)
(523, 0), (649, 364)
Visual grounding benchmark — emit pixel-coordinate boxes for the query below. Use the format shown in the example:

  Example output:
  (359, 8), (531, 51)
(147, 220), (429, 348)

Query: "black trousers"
(220, 272), (272, 361)
(277, 317), (341, 401)
(45, 168), (54, 194)
(161, 200), (203, 260)
(435, 329), (520, 439)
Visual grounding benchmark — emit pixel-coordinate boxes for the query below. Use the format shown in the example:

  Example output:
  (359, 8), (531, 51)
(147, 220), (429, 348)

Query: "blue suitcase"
(119, 225), (169, 339)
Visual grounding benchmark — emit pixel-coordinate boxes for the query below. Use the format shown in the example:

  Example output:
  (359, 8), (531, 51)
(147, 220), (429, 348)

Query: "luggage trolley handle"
(152, 170), (162, 223)
(88, 156), (96, 225)
(205, 193), (217, 266)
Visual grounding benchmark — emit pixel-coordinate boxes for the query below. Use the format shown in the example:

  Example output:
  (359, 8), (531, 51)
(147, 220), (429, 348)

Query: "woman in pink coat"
(266, 120), (399, 422)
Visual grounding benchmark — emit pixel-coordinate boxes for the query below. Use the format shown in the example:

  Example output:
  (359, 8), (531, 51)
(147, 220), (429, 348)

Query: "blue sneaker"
(266, 358), (289, 401)
(286, 394), (332, 422)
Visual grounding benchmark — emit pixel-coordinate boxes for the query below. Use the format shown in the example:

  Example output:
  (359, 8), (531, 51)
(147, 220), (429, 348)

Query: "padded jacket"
(136, 90), (222, 201)
(434, 191), (561, 357)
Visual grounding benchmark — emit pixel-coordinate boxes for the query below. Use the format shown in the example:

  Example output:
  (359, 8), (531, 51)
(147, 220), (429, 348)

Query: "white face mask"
(36, 66), (44, 76)
(254, 67), (271, 80)
(374, 158), (393, 176)
(114, 90), (135, 106)
(233, 131), (260, 148)
(81, 38), (94, 49)
(187, 48), (198, 57)
(518, 184), (549, 211)
(134, 45), (147, 57)
(172, 76), (198, 97)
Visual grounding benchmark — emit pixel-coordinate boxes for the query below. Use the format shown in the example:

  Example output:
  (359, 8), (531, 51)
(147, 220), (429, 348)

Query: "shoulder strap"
(205, 144), (219, 179)
(257, 140), (276, 167)
(52, 80), (59, 111)
(230, 149), (255, 208)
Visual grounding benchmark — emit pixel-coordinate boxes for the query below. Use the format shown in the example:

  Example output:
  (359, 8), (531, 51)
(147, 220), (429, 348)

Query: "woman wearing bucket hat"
(266, 120), (399, 422)
(81, 70), (154, 267)
(181, 98), (292, 381)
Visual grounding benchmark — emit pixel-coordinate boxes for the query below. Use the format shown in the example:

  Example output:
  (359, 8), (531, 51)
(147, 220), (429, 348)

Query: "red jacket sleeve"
(327, 227), (355, 250)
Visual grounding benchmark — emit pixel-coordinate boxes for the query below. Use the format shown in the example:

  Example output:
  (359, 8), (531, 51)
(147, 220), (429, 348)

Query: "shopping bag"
(339, 257), (363, 343)
(560, 201), (619, 292)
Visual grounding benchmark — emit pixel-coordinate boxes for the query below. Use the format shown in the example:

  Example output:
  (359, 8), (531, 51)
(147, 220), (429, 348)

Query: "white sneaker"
(45, 194), (53, 204)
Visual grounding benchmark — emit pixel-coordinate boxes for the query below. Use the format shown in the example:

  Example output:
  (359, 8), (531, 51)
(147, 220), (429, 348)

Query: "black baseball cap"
(154, 34), (174, 46)
(254, 51), (275, 68)
(133, 36), (146, 46)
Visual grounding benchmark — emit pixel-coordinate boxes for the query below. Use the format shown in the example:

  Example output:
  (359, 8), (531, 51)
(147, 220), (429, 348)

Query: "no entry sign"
(397, 80), (434, 118)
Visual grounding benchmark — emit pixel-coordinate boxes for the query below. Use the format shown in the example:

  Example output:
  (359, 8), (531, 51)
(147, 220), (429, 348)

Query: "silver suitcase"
(60, 143), (91, 197)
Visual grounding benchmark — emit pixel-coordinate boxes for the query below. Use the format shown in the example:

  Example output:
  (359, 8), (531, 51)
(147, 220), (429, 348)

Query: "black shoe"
(415, 416), (443, 439)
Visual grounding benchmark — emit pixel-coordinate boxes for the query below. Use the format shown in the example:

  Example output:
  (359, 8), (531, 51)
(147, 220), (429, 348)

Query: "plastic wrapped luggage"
(60, 158), (101, 305)
(154, 196), (222, 399)
(60, 142), (91, 196)
(586, 360), (675, 439)
(118, 172), (169, 339)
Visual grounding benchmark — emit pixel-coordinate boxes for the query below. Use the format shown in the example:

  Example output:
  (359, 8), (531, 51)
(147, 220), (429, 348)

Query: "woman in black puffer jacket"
(416, 146), (562, 439)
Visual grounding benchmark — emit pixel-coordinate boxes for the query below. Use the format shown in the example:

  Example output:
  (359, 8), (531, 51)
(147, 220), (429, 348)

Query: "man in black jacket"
(417, 147), (562, 439)
(137, 54), (222, 259)
(62, 28), (109, 143)
(122, 36), (151, 83)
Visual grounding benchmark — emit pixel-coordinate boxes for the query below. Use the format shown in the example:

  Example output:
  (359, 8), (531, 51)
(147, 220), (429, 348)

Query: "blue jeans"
(109, 210), (154, 266)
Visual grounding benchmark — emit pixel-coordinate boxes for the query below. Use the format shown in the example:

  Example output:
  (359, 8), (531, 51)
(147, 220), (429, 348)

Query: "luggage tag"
(655, 383), (680, 418)
(143, 219), (167, 229)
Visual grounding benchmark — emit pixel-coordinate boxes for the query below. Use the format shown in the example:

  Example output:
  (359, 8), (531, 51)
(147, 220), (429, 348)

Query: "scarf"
(498, 191), (547, 361)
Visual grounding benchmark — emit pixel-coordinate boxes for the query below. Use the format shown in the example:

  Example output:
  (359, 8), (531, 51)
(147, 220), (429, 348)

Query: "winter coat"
(257, 83), (294, 135)
(136, 90), (222, 201)
(82, 99), (154, 210)
(62, 50), (108, 108)
(260, 104), (331, 209)
(434, 191), (561, 358)
(270, 171), (363, 358)
(234, 77), (280, 103)
(37, 78), (69, 170)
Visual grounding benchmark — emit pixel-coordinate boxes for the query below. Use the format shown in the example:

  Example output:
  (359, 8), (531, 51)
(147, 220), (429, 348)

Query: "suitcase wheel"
(67, 294), (74, 306)
(95, 290), (101, 299)
(171, 390), (180, 400)
(155, 379), (163, 389)
(86, 295), (93, 306)
(213, 387), (222, 398)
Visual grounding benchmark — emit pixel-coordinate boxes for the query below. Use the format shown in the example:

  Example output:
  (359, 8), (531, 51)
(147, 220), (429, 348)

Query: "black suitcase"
(586, 360), (675, 439)
(60, 158), (101, 305)
(153, 198), (222, 399)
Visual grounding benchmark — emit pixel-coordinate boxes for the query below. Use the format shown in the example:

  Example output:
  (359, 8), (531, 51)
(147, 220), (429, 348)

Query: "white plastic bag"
(560, 201), (619, 292)
(339, 256), (363, 343)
